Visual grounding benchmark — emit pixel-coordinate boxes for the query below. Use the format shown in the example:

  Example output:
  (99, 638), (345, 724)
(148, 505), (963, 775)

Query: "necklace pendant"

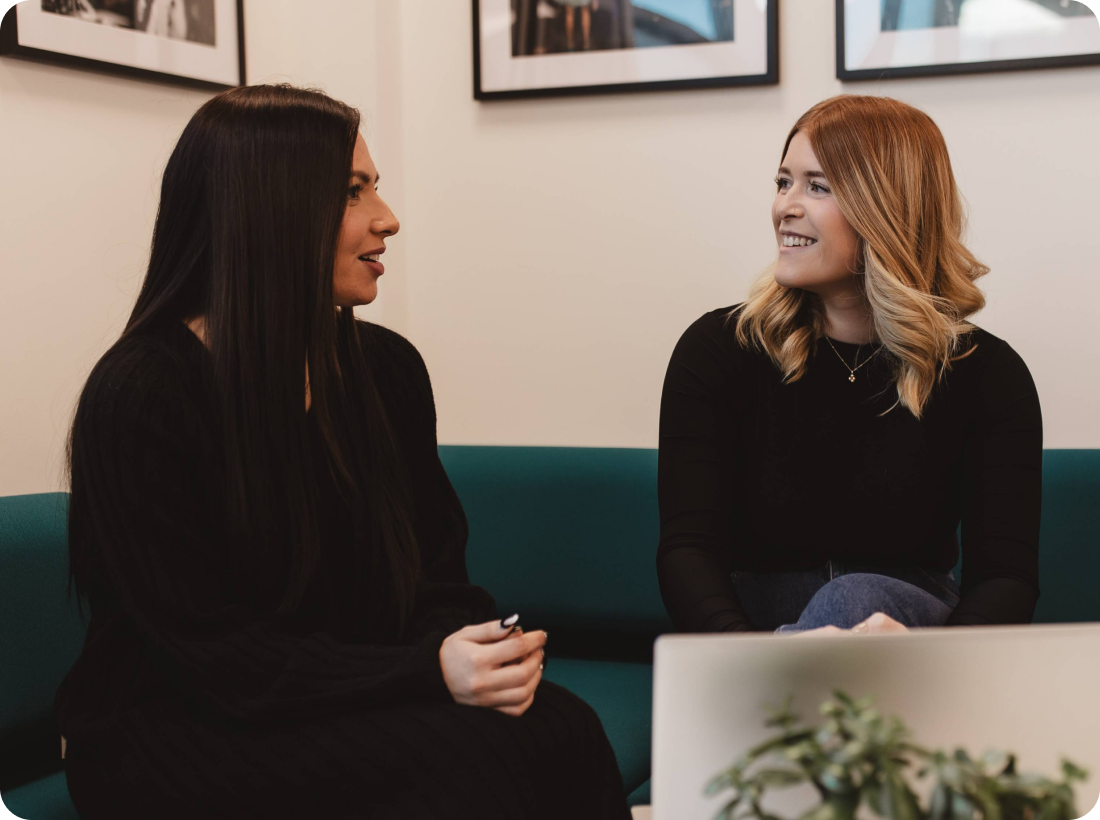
(849, 374), (856, 383)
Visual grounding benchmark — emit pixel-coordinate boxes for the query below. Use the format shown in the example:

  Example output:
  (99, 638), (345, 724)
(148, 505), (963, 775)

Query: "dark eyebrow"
(351, 170), (379, 185)
(777, 166), (827, 179)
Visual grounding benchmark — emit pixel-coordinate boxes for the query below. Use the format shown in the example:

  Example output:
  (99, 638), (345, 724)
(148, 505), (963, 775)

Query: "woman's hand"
(797, 611), (910, 637)
(852, 612), (909, 634)
(439, 620), (547, 717)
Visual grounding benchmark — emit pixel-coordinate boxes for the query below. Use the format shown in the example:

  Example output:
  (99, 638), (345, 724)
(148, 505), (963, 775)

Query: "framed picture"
(0, 0), (245, 90)
(473, 0), (778, 101)
(837, 0), (1100, 81)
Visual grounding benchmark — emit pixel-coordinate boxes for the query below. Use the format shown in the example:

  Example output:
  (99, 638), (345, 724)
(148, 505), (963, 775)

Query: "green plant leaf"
(981, 750), (1010, 775)
(1013, 773), (1054, 794)
(745, 732), (815, 761)
(938, 763), (965, 791)
(713, 795), (742, 820)
(755, 769), (809, 788)
(950, 792), (977, 820)
(799, 797), (855, 820)
(833, 740), (868, 765)
(764, 695), (801, 730)
(928, 783), (950, 820)
(970, 781), (1002, 820)
(1061, 760), (1088, 783)
(903, 742), (934, 758)
(1039, 798), (1070, 820)
(861, 779), (887, 813)
(876, 771), (922, 820)
(785, 740), (824, 764)
(820, 770), (856, 796)
(705, 772), (737, 797)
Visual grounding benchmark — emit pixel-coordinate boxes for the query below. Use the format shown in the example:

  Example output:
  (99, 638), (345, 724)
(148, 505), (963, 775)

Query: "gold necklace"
(824, 335), (881, 384)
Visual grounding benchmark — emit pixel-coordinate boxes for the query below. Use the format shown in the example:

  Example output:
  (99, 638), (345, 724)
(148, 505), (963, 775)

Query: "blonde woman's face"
(333, 135), (400, 307)
(771, 131), (862, 298)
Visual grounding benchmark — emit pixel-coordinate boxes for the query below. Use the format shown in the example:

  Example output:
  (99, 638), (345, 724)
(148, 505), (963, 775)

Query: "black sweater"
(55, 320), (631, 819)
(56, 320), (497, 734)
(657, 306), (1043, 633)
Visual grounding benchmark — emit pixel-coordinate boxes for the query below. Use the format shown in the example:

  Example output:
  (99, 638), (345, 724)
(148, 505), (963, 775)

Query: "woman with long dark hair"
(56, 83), (630, 819)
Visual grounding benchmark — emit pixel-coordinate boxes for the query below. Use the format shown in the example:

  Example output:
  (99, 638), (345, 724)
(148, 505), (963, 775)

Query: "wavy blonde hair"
(733, 94), (987, 418)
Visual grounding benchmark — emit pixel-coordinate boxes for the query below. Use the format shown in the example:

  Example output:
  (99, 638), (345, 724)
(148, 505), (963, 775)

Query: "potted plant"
(706, 691), (1087, 820)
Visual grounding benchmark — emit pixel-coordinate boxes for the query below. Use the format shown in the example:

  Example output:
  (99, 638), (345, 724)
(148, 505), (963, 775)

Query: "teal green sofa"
(3, 448), (1098, 818)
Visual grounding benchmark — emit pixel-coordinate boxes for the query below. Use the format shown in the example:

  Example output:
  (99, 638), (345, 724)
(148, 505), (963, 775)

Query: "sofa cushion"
(1, 770), (79, 820)
(541, 658), (653, 797)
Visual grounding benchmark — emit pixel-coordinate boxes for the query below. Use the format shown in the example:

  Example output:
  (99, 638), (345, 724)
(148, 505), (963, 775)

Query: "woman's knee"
(797, 573), (905, 629)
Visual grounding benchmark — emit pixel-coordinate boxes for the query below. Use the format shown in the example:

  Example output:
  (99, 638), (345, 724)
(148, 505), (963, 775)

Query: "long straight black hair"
(67, 84), (421, 637)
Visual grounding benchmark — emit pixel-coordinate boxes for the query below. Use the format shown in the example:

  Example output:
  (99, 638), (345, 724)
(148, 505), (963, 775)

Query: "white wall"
(3, 0), (1099, 498)
(385, 0), (1100, 451)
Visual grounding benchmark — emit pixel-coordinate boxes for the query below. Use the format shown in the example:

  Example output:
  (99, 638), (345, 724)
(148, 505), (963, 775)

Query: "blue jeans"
(732, 561), (960, 634)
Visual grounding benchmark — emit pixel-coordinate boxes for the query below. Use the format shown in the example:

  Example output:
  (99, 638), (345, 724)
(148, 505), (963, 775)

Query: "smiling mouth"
(781, 236), (817, 248)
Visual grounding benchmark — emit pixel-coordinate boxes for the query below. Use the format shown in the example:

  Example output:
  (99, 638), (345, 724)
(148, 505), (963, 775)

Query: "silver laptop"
(652, 624), (1100, 820)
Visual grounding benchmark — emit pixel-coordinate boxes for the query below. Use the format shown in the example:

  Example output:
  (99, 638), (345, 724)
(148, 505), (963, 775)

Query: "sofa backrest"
(1032, 449), (1100, 624)
(440, 446), (674, 636)
(0, 492), (84, 791)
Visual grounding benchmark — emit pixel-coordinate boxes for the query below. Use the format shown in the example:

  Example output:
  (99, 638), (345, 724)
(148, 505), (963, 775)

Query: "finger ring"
(851, 622), (869, 634)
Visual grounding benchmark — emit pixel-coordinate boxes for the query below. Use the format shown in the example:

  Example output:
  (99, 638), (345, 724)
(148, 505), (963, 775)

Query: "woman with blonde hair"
(657, 94), (1041, 635)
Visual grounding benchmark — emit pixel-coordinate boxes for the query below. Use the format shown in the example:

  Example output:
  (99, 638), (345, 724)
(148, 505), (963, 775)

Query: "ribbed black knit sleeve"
(656, 314), (755, 633)
(65, 337), (456, 727)
(948, 338), (1042, 625)
(360, 322), (498, 638)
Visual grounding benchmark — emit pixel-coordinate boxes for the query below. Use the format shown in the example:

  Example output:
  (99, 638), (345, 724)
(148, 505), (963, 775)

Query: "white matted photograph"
(838, 0), (1100, 80)
(473, 0), (778, 100)
(0, 0), (244, 89)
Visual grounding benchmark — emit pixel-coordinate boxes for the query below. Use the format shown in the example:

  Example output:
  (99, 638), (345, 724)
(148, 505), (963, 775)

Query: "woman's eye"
(348, 183), (363, 200)
(774, 177), (830, 194)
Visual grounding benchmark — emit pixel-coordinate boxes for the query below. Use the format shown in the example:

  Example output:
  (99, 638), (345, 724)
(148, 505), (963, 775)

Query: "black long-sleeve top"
(657, 306), (1043, 633)
(56, 319), (497, 735)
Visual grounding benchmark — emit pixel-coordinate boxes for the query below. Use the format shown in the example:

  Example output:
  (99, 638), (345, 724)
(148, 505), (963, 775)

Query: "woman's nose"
(780, 196), (805, 220)
(373, 211), (400, 237)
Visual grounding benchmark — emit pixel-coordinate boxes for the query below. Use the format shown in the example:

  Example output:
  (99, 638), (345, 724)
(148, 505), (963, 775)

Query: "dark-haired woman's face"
(771, 131), (861, 299)
(333, 135), (400, 307)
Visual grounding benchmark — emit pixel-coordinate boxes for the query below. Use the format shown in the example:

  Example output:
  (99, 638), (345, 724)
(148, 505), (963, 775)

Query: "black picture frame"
(473, 0), (779, 101)
(0, 0), (246, 91)
(836, 0), (1100, 82)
